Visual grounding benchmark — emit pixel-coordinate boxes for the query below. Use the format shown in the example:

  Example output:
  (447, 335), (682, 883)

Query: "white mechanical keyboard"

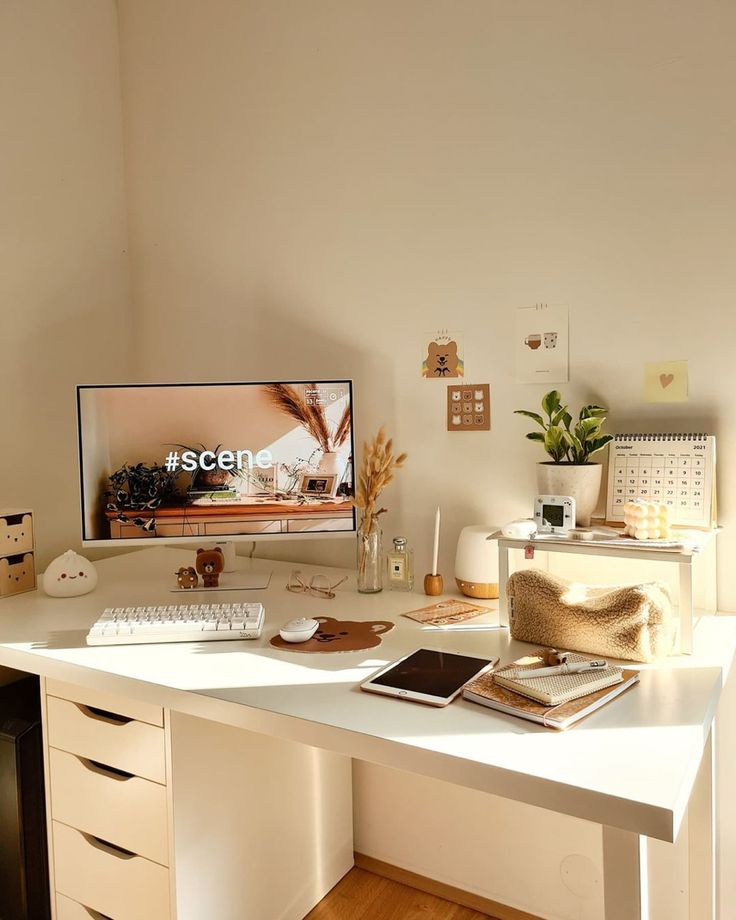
(85, 602), (265, 646)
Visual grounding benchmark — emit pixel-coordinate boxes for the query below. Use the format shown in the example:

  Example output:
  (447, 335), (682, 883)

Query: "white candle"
(432, 506), (440, 575)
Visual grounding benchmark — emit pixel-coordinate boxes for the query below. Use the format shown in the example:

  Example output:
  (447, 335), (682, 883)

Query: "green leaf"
(514, 410), (545, 426)
(551, 406), (570, 427)
(525, 431), (545, 442)
(587, 434), (614, 456)
(561, 411), (573, 431)
(579, 405), (608, 420)
(562, 430), (584, 462)
(541, 390), (562, 418)
(544, 426), (567, 462)
(575, 417), (602, 441)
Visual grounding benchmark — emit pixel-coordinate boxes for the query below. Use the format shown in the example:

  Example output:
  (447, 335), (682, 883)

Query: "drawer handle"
(81, 831), (136, 860)
(76, 703), (133, 726)
(81, 907), (114, 920)
(80, 757), (134, 782)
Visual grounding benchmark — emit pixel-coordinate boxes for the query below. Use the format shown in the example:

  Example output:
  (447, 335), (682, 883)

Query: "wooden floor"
(305, 867), (497, 920)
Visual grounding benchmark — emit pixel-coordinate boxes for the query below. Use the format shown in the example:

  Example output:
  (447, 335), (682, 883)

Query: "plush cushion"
(508, 568), (675, 662)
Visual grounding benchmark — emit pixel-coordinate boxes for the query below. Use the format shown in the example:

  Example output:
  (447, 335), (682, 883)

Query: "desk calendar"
(605, 434), (716, 529)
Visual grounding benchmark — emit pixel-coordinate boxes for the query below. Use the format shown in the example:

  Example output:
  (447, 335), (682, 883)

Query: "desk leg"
(605, 731), (715, 920)
(679, 561), (693, 654)
(603, 826), (648, 920)
(689, 728), (715, 919)
(498, 545), (509, 628)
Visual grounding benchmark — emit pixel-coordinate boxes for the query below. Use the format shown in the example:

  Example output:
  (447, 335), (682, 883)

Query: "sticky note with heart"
(645, 361), (688, 402)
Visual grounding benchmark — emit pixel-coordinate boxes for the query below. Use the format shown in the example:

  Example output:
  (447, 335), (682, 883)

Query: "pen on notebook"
(510, 660), (608, 680)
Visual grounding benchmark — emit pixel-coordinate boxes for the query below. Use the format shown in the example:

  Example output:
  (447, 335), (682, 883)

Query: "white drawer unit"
(42, 678), (353, 920)
(48, 747), (169, 865)
(52, 821), (171, 920)
(46, 695), (166, 784)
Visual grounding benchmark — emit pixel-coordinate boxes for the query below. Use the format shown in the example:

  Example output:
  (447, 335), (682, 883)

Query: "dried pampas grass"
(265, 382), (351, 454)
(352, 427), (407, 534)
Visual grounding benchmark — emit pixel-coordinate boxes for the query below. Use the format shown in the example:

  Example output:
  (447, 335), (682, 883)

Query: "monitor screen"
(77, 381), (355, 545)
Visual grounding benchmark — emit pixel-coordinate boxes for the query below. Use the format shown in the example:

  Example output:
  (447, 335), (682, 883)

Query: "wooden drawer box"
(46, 695), (166, 784)
(49, 748), (169, 865)
(0, 512), (33, 555)
(52, 822), (170, 920)
(0, 551), (35, 596)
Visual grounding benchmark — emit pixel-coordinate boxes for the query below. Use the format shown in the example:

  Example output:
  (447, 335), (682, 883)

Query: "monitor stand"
(213, 540), (237, 572)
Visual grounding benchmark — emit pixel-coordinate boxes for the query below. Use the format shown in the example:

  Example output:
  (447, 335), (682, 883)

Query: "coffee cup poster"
(422, 330), (465, 378)
(514, 304), (569, 383)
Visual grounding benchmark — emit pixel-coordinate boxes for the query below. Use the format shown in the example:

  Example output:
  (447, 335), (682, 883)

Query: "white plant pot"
(318, 451), (347, 479)
(536, 463), (603, 527)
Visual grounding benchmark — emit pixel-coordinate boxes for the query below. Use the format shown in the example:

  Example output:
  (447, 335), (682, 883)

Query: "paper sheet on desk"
(402, 601), (499, 627)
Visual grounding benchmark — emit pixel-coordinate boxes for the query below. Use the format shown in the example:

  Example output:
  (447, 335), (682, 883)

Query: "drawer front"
(49, 748), (168, 865)
(46, 696), (166, 784)
(46, 679), (163, 726)
(53, 822), (170, 920)
(286, 516), (353, 532)
(57, 892), (117, 920)
(0, 512), (33, 554)
(203, 520), (282, 535)
(0, 551), (35, 596)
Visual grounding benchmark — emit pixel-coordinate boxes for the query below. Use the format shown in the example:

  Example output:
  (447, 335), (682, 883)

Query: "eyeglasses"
(286, 570), (348, 599)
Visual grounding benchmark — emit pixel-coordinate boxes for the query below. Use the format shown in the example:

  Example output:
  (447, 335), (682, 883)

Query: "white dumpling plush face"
(42, 550), (98, 597)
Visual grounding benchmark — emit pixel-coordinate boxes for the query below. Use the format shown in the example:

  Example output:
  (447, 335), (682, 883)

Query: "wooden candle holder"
(423, 573), (443, 596)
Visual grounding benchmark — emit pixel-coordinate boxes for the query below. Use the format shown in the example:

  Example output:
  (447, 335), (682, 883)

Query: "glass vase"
(357, 518), (383, 594)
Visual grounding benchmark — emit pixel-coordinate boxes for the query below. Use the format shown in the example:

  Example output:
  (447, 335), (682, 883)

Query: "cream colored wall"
(117, 0), (736, 604)
(0, 0), (133, 568)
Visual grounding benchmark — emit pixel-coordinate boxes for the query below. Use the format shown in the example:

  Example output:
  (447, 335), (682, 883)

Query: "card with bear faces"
(447, 383), (490, 431)
(514, 304), (569, 384)
(422, 330), (464, 378)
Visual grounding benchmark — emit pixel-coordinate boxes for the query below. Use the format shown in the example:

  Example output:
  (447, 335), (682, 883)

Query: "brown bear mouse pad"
(270, 617), (394, 652)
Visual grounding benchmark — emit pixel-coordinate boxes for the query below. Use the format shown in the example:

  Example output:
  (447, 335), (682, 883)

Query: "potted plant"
(514, 390), (613, 526)
(106, 462), (181, 533)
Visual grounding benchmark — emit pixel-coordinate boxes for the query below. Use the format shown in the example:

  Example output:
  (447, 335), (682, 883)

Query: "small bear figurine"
(195, 547), (224, 587)
(176, 566), (198, 589)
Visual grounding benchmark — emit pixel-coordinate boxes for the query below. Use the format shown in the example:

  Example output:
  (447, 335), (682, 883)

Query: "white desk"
(0, 546), (733, 920)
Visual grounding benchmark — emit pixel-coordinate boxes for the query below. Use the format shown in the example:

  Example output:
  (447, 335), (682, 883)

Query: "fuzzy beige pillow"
(508, 569), (675, 663)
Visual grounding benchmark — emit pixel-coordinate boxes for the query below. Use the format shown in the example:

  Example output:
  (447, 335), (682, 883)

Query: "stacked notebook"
(463, 652), (639, 730)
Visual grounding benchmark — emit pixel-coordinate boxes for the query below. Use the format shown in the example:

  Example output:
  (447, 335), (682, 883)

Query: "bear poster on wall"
(422, 330), (465, 378)
(514, 304), (569, 384)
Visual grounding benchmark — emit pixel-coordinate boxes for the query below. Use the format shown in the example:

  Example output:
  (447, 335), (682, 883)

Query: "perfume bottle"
(386, 536), (414, 591)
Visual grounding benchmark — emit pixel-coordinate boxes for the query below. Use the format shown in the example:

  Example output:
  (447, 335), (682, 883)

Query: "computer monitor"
(77, 381), (356, 547)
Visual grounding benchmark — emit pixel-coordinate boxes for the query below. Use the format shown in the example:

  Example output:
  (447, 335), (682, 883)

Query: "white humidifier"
(454, 525), (500, 599)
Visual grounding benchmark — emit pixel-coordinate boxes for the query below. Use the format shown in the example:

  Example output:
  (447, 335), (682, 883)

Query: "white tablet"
(360, 648), (497, 707)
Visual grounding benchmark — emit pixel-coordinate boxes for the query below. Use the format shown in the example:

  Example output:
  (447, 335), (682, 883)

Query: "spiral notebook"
(493, 653), (623, 705)
(463, 655), (639, 730)
(606, 434), (716, 530)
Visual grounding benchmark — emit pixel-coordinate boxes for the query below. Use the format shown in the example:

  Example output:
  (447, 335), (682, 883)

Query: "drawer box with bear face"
(0, 552), (35, 596)
(0, 512), (33, 555)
